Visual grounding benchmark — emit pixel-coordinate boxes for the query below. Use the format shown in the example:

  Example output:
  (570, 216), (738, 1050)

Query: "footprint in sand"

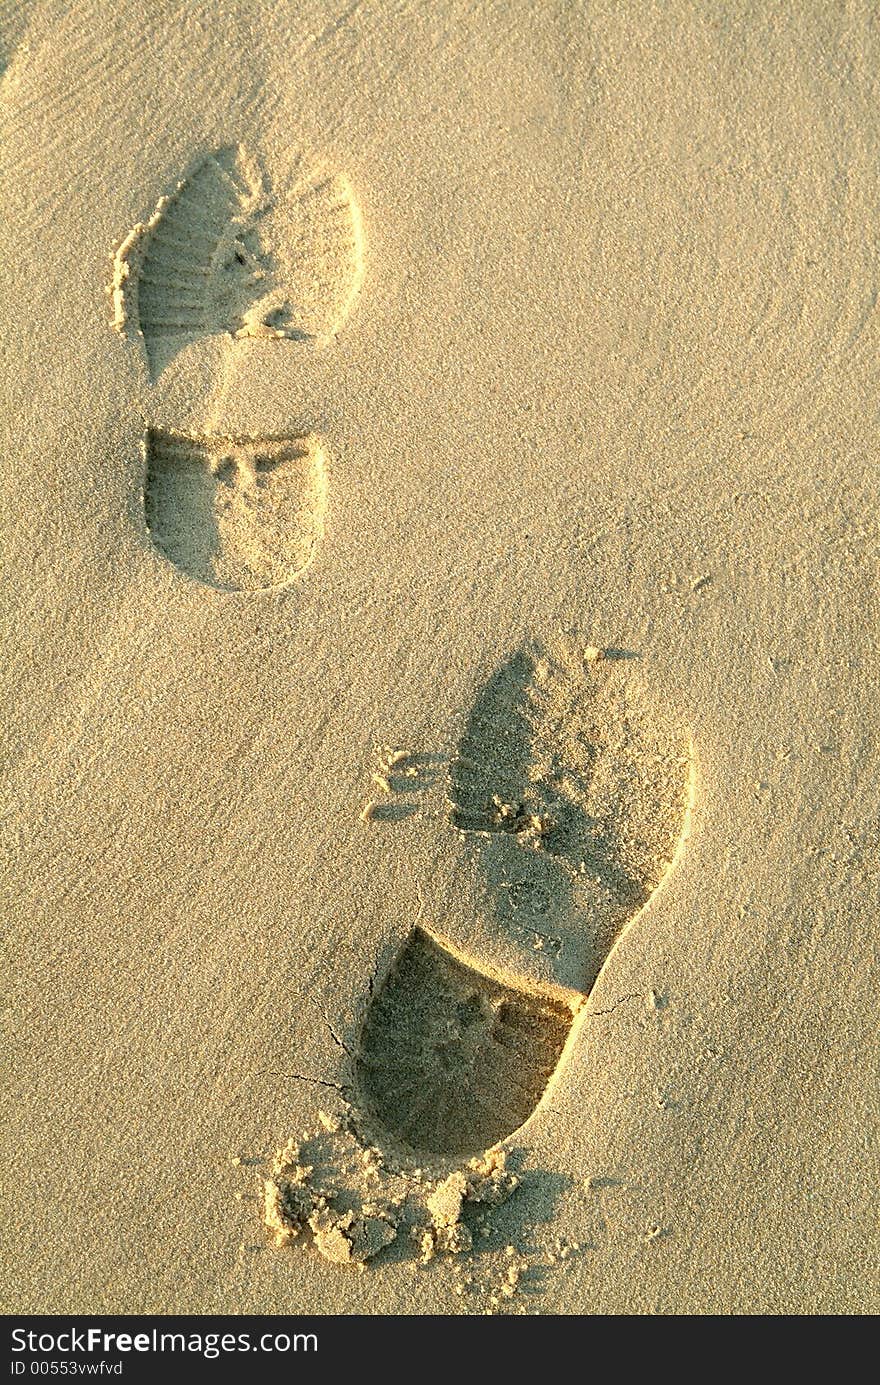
(355, 639), (694, 1159)
(143, 429), (327, 591)
(110, 143), (363, 588)
(110, 143), (363, 379)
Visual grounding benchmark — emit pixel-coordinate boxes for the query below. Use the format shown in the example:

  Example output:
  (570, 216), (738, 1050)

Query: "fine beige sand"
(2, 0), (879, 1314)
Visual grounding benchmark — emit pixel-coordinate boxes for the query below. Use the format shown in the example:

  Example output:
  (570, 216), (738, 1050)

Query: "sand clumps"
(263, 1107), (519, 1268)
(414, 1153), (519, 1262)
(263, 1149), (398, 1266)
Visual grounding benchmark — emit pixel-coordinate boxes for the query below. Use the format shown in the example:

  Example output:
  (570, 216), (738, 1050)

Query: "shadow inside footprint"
(356, 928), (574, 1159)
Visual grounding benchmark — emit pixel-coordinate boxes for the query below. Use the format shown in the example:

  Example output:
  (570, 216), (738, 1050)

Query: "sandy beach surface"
(2, 0), (878, 1314)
